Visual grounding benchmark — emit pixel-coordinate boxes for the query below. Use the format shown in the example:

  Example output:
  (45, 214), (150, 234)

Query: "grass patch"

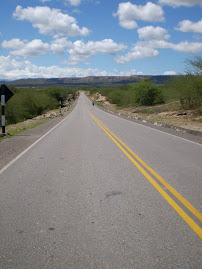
(0, 118), (50, 142)
(95, 101), (105, 107)
(132, 101), (181, 114)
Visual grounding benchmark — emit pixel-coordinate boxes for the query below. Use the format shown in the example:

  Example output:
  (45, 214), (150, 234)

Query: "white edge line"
(0, 113), (71, 175)
(92, 101), (202, 147)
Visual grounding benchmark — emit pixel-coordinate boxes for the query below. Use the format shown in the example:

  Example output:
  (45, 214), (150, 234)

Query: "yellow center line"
(90, 113), (202, 238)
(92, 114), (202, 223)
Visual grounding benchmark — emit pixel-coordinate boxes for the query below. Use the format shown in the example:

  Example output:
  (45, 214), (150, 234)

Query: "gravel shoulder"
(0, 100), (77, 170)
(88, 93), (202, 144)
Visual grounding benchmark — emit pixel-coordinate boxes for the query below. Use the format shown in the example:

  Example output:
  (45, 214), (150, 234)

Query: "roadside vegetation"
(89, 80), (165, 107)
(90, 57), (201, 111)
(0, 57), (201, 133)
(0, 86), (77, 126)
(167, 57), (202, 109)
(89, 57), (202, 130)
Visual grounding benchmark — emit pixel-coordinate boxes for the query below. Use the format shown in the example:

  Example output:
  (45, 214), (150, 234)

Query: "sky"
(0, 0), (202, 80)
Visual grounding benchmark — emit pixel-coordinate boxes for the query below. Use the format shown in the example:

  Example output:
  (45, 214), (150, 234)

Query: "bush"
(91, 81), (164, 107)
(107, 90), (124, 106)
(134, 80), (164, 106)
(47, 88), (70, 103)
(1, 86), (77, 126)
(169, 57), (202, 109)
(171, 75), (202, 109)
(5, 90), (58, 124)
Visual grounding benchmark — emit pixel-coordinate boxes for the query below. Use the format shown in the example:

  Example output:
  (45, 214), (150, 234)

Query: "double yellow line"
(90, 113), (202, 238)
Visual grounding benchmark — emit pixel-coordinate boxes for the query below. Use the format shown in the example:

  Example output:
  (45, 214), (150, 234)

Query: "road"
(0, 92), (201, 269)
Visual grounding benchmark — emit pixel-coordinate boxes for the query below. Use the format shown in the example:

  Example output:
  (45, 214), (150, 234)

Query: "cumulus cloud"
(50, 37), (71, 55)
(65, 0), (81, 6)
(2, 39), (50, 57)
(158, 0), (202, 7)
(13, 6), (90, 37)
(0, 56), (143, 80)
(147, 40), (202, 54)
(117, 69), (143, 76)
(67, 39), (127, 63)
(116, 39), (202, 64)
(116, 45), (159, 64)
(113, 2), (164, 29)
(137, 26), (170, 40)
(175, 20), (202, 33)
(2, 38), (127, 61)
(0, 56), (26, 73)
(1, 38), (25, 49)
(0, 55), (107, 80)
(163, 71), (177, 75)
(40, 0), (81, 3)
(40, 0), (51, 3)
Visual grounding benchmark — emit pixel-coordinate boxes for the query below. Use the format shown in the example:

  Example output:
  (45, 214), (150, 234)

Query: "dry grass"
(92, 95), (202, 132)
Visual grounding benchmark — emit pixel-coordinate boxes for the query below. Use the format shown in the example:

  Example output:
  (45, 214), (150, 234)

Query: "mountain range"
(0, 75), (174, 86)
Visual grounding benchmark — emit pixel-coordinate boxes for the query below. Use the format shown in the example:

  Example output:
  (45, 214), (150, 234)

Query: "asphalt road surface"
(0, 92), (201, 269)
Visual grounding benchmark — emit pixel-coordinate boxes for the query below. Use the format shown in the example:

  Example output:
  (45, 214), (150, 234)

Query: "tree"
(172, 57), (202, 109)
(134, 80), (164, 106)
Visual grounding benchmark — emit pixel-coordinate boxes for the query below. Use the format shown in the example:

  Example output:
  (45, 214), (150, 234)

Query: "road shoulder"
(0, 99), (77, 170)
(94, 102), (202, 145)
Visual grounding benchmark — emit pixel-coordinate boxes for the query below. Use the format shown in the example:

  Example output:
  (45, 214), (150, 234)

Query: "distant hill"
(0, 75), (174, 87)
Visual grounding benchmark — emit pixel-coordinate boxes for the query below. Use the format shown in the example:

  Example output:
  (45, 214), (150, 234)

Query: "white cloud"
(163, 71), (177, 75)
(117, 69), (143, 76)
(147, 40), (202, 54)
(50, 37), (71, 55)
(175, 20), (202, 33)
(67, 39), (127, 63)
(2, 39), (50, 57)
(114, 2), (164, 29)
(116, 45), (159, 64)
(1, 38), (25, 49)
(116, 39), (202, 64)
(40, 0), (81, 4)
(65, 0), (81, 6)
(2, 38), (127, 61)
(172, 41), (202, 53)
(13, 6), (90, 37)
(119, 20), (138, 30)
(1, 56), (145, 80)
(158, 0), (202, 7)
(137, 26), (170, 40)
(40, 0), (52, 3)
(0, 56), (26, 73)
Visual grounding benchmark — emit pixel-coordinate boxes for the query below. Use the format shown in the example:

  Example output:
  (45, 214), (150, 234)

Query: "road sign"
(1, 84), (14, 135)
(0, 84), (14, 103)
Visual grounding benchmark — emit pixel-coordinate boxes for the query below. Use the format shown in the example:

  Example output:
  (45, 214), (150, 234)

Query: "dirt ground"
(90, 93), (202, 133)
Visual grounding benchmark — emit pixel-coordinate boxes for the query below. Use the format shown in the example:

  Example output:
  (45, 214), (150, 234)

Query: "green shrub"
(107, 89), (124, 106)
(168, 57), (202, 109)
(1, 86), (77, 126)
(170, 75), (202, 109)
(134, 80), (164, 106)
(91, 81), (164, 107)
(4, 90), (58, 124)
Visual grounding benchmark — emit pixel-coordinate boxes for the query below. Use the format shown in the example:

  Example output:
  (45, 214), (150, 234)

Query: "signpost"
(59, 100), (62, 114)
(0, 84), (14, 136)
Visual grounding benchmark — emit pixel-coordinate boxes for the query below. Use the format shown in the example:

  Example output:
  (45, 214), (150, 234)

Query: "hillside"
(0, 75), (174, 86)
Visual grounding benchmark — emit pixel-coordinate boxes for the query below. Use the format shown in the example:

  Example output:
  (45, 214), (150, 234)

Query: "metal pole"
(1, 86), (6, 135)
(59, 100), (62, 114)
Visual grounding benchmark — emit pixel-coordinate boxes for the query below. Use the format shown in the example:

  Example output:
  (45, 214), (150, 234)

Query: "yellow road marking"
(90, 113), (202, 238)
(92, 114), (202, 223)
